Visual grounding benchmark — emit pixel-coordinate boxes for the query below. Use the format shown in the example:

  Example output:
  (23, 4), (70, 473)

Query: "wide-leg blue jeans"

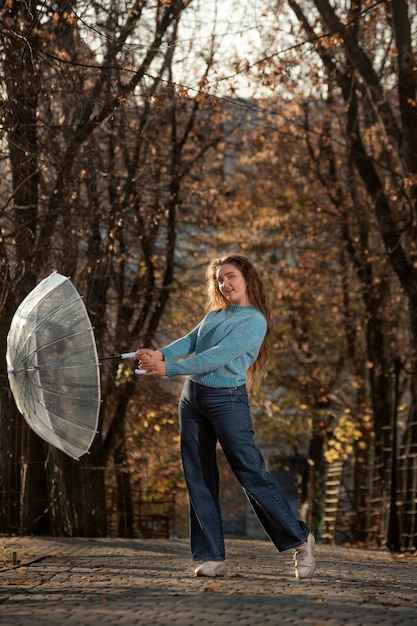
(178, 378), (310, 562)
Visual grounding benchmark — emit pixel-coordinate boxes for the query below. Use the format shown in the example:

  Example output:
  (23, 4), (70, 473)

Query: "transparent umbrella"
(6, 272), (104, 460)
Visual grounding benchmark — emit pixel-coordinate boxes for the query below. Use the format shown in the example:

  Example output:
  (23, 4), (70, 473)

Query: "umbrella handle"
(123, 353), (149, 373)
(120, 351), (138, 359)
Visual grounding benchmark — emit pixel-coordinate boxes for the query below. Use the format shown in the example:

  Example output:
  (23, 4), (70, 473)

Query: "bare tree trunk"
(2, 0), (50, 534)
(288, 0), (417, 548)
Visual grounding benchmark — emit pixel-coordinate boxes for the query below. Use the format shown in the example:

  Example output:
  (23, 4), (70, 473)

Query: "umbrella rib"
(24, 376), (101, 403)
(30, 399), (99, 434)
(30, 292), (85, 334)
(27, 327), (97, 357)
(8, 362), (99, 374)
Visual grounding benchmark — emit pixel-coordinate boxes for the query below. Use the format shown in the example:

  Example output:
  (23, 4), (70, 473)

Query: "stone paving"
(1, 536), (417, 625)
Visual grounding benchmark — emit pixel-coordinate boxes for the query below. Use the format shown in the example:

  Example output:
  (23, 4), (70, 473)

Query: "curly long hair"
(205, 255), (273, 388)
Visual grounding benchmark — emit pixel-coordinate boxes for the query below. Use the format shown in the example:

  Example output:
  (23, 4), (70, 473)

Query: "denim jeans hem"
(278, 532), (310, 552)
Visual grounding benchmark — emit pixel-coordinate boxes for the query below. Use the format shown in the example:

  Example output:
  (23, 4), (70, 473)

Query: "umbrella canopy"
(6, 272), (101, 460)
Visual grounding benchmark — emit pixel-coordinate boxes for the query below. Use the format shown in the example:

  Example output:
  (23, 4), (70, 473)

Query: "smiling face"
(216, 262), (250, 306)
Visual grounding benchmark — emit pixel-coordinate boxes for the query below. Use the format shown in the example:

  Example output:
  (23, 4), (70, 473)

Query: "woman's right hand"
(136, 348), (166, 376)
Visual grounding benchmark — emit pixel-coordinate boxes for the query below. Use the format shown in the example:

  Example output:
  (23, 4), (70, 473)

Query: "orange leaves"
(7, 579), (25, 585)
(202, 578), (225, 592)
(52, 11), (77, 27)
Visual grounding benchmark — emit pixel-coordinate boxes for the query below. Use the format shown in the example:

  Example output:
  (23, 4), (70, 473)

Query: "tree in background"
(237, 0), (417, 549)
(2, 0), (417, 551)
(0, 0), (235, 536)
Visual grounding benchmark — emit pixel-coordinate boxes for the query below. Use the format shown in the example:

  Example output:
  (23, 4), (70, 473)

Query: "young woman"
(136, 254), (316, 579)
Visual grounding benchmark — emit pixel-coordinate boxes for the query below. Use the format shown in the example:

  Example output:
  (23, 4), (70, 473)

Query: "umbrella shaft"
(99, 352), (138, 361)
(8, 367), (38, 374)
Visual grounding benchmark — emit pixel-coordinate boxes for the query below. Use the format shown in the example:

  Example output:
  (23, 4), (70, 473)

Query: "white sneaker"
(293, 533), (316, 579)
(194, 560), (227, 577)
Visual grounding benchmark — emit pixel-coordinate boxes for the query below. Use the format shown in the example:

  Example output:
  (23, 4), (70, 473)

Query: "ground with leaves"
(1, 536), (417, 625)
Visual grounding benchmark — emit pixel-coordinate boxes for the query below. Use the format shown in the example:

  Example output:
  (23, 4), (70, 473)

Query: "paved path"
(1, 536), (416, 625)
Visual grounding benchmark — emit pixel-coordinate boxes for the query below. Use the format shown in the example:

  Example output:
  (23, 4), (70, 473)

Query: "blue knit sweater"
(160, 305), (267, 388)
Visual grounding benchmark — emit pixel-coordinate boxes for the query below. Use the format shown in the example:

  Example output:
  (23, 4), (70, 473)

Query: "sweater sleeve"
(159, 322), (201, 361)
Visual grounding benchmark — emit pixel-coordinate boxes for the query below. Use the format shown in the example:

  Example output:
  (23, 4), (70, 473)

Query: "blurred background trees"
(1, 0), (416, 551)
